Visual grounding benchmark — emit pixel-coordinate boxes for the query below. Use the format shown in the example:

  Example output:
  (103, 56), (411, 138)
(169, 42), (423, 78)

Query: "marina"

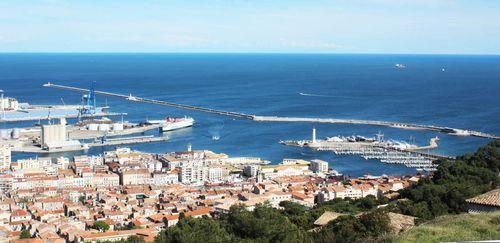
(280, 129), (451, 171)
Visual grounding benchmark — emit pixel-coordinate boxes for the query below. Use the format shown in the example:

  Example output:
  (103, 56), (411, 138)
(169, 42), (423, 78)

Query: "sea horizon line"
(0, 51), (499, 56)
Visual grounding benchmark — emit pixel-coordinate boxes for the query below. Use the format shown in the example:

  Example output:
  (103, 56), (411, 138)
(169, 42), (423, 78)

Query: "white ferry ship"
(147, 117), (194, 132)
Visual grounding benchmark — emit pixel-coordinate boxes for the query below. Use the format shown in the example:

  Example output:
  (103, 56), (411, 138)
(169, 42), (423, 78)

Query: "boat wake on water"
(298, 92), (364, 99)
(208, 121), (225, 141)
(298, 92), (331, 97)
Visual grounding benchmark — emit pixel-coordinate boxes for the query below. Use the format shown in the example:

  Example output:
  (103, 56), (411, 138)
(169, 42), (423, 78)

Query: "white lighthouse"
(312, 127), (317, 143)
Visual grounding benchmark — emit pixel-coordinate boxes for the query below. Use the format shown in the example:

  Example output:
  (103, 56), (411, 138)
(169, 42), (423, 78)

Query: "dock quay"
(43, 83), (498, 139)
(67, 124), (162, 140)
(11, 135), (168, 154)
(89, 135), (168, 147)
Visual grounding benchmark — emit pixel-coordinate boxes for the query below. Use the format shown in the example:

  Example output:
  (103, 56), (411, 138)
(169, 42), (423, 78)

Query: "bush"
(315, 208), (392, 242)
(155, 216), (232, 243)
(359, 209), (392, 237)
(226, 204), (310, 242)
(91, 221), (110, 232)
(400, 141), (499, 218)
(20, 230), (31, 239)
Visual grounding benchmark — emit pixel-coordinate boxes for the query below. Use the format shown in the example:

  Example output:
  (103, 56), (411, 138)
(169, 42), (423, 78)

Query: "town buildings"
(310, 159), (329, 174)
(0, 147), (420, 241)
(0, 145), (11, 171)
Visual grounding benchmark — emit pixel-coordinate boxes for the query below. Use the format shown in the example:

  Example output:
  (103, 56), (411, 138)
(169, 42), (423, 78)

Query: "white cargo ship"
(147, 117), (194, 132)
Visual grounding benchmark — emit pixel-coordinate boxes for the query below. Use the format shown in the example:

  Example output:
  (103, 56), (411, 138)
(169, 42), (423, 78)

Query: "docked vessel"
(147, 117), (194, 132)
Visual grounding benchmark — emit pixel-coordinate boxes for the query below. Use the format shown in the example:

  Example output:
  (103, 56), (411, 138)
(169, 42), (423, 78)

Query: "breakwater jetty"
(253, 116), (498, 139)
(43, 83), (498, 139)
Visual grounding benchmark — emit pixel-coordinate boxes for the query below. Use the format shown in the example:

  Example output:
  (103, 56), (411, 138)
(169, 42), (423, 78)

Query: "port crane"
(80, 81), (97, 115)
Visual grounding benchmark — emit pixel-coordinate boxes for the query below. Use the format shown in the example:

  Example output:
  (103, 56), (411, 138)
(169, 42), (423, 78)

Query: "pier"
(406, 137), (439, 151)
(90, 135), (168, 148)
(43, 83), (252, 119)
(43, 83), (498, 139)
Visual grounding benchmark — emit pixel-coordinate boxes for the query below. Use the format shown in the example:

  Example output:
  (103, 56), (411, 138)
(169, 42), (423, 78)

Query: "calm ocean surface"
(1, 53), (499, 176)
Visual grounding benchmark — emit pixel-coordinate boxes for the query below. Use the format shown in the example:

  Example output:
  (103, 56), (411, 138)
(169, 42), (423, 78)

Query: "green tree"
(328, 215), (366, 243)
(315, 209), (392, 243)
(126, 235), (145, 243)
(91, 221), (110, 232)
(400, 141), (499, 218)
(227, 204), (310, 242)
(155, 216), (232, 243)
(280, 201), (306, 216)
(354, 195), (379, 210)
(20, 230), (31, 239)
(402, 201), (432, 220)
(359, 209), (391, 237)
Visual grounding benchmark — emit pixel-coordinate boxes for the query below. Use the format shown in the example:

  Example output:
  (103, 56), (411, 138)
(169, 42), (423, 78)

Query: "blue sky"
(1, 0), (499, 54)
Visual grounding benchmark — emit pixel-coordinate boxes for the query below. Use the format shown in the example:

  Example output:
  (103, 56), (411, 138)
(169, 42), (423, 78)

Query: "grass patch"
(394, 212), (500, 243)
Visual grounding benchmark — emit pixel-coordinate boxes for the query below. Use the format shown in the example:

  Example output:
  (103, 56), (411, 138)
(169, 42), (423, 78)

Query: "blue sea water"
(0, 53), (499, 177)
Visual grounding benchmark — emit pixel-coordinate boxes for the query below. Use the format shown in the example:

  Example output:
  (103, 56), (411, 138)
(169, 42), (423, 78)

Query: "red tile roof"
(466, 189), (500, 207)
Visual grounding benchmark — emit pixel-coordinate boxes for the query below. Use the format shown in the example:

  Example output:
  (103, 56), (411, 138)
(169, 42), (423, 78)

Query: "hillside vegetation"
(394, 212), (500, 243)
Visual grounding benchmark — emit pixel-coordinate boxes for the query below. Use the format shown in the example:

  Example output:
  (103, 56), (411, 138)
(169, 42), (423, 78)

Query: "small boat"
(82, 143), (90, 150)
(395, 63), (406, 68)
